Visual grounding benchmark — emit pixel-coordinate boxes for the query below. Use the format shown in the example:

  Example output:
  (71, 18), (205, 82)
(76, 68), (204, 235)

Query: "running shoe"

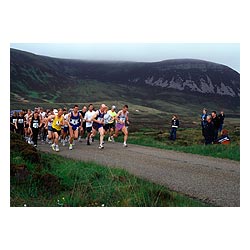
(87, 139), (90, 145)
(55, 145), (60, 152)
(98, 144), (104, 149)
(108, 137), (112, 142)
(123, 143), (128, 147)
(51, 144), (56, 151)
(69, 144), (73, 150)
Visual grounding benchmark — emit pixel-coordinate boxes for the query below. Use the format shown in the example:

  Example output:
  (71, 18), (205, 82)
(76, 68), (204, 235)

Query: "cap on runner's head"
(53, 109), (58, 115)
(112, 105), (116, 109)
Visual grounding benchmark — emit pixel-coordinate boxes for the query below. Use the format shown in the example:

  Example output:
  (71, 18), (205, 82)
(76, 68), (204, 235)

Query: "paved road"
(38, 141), (240, 207)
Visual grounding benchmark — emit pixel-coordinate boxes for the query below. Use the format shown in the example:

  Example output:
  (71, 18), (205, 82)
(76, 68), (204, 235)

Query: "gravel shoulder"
(38, 141), (240, 207)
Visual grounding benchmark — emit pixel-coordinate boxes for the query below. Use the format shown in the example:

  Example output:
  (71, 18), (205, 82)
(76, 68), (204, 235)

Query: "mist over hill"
(10, 48), (240, 114)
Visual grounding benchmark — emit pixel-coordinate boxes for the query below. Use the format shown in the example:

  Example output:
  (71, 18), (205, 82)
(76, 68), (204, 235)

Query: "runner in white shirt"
(61, 108), (69, 146)
(84, 104), (95, 145)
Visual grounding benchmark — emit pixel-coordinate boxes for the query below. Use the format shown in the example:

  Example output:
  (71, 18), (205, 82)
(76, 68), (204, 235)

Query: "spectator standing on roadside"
(218, 111), (225, 133)
(211, 111), (220, 141)
(169, 114), (179, 141)
(201, 108), (208, 136)
(203, 115), (215, 145)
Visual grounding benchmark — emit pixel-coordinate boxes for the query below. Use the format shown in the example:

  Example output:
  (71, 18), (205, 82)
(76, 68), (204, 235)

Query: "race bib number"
(33, 123), (39, 128)
(56, 120), (60, 126)
(18, 119), (24, 124)
(70, 118), (79, 125)
(120, 117), (126, 122)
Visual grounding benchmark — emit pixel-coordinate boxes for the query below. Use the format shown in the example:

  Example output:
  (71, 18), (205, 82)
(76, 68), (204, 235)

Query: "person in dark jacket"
(203, 115), (215, 145)
(169, 115), (179, 141)
(211, 111), (220, 141)
(218, 111), (225, 132)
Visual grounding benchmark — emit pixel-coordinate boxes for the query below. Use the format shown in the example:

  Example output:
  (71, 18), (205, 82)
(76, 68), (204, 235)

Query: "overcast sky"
(10, 43), (240, 72)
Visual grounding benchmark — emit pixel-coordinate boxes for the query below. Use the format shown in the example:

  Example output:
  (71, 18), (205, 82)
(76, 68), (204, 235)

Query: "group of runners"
(10, 104), (130, 151)
(10, 104), (231, 150)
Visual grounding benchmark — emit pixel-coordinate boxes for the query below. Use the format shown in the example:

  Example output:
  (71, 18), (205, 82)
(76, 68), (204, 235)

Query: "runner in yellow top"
(107, 105), (117, 142)
(48, 108), (64, 152)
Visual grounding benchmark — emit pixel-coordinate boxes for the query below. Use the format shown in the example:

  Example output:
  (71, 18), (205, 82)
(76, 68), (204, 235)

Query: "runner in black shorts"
(48, 108), (64, 152)
(103, 106), (114, 140)
(107, 105), (116, 142)
(68, 105), (83, 150)
(84, 104), (95, 145)
(90, 104), (106, 149)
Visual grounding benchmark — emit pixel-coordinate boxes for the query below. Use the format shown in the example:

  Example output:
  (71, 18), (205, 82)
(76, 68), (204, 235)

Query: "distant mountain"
(10, 48), (240, 111)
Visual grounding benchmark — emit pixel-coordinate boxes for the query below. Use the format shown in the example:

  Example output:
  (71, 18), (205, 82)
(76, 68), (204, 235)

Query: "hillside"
(10, 48), (240, 116)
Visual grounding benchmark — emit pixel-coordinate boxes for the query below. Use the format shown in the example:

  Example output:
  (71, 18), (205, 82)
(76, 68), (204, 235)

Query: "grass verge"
(114, 128), (240, 161)
(10, 132), (209, 207)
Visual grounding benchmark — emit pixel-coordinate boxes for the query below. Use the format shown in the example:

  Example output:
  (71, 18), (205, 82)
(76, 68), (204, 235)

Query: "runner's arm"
(48, 115), (55, 122)
(126, 113), (129, 125)
(39, 118), (43, 128)
(79, 113), (84, 127)
(67, 113), (72, 128)
(15, 119), (18, 129)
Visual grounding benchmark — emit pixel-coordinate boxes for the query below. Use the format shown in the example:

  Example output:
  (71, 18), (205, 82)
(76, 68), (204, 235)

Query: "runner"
(24, 109), (32, 140)
(61, 108), (69, 146)
(79, 105), (87, 142)
(90, 104), (106, 149)
(39, 107), (47, 143)
(68, 105), (84, 150)
(15, 110), (25, 136)
(103, 106), (114, 141)
(29, 110), (42, 147)
(107, 105), (117, 142)
(45, 109), (54, 144)
(113, 105), (130, 147)
(84, 104), (95, 145)
(10, 111), (18, 133)
(48, 108), (64, 152)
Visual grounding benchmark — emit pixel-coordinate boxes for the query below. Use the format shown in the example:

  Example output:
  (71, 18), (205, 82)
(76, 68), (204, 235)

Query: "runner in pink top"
(113, 105), (129, 147)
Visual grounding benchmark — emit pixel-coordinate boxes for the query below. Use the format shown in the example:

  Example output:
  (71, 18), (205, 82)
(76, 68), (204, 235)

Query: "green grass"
(10, 133), (209, 207)
(113, 127), (240, 161)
